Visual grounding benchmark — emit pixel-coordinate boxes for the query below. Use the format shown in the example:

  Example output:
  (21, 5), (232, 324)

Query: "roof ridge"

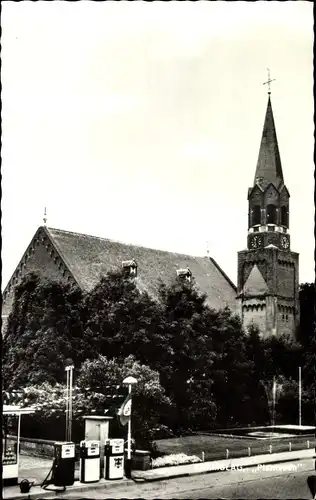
(209, 256), (237, 291)
(45, 226), (211, 261)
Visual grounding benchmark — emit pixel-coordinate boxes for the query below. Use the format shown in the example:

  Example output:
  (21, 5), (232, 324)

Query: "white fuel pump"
(79, 440), (101, 483)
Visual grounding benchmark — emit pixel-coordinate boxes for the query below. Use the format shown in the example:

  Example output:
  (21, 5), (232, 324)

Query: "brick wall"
(276, 309), (295, 337)
(2, 228), (75, 321)
(242, 302), (267, 334)
(277, 264), (295, 298)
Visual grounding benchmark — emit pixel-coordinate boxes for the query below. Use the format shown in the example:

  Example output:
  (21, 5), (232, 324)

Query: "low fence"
(5, 435), (55, 458)
(4, 436), (152, 470)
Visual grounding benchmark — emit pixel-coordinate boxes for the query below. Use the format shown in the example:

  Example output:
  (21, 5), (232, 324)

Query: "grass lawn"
(154, 434), (316, 462)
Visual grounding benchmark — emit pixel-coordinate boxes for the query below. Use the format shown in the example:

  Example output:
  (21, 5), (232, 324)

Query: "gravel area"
(19, 454), (53, 469)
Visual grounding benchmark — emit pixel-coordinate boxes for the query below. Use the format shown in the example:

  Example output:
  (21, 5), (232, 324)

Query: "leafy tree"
(262, 334), (303, 381)
(243, 323), (306, 425)
(3, 382), (112, 441)
(2, 274), (90, 389)
(157, 278), (217, 428)
(296, 283), (315, 347)
(208, 310), (261, 427)
(157, 278), (257, 430)
(77, 355), (174, 445)
(296, 283), (315, 393)
(273, 376), (314, 426)
(83, 271), (171, 372)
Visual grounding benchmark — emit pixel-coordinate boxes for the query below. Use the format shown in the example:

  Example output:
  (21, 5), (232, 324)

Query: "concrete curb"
(131, 449), (315, 483)
(4, 449), (315, 498)
(131, 457), (303, 483)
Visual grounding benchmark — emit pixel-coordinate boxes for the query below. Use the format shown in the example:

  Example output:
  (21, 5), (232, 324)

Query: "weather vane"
(263, 68), (276, 95)
(43, 207), (47, 226)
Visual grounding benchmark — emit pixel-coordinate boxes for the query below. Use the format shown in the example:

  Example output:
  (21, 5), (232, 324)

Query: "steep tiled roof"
(254, 96), (284, 190)
(42, 227), (237, 311)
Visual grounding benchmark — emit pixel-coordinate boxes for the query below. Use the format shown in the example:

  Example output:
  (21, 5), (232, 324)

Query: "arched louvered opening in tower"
(251, 205), (261, 227)
(281, 205), (289, 228)
(266, 204), (277, 225)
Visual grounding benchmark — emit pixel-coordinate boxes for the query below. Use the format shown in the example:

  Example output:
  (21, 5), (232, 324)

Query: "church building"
(236, 93), (299, 337)
(2, 92), (299, 339)
(1, 226), (237, 324)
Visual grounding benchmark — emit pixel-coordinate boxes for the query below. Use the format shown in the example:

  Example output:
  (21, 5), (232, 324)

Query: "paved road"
(60, 458), (315, 499)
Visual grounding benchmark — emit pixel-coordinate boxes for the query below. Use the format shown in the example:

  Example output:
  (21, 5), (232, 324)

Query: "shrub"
(152, 453), (202, 469)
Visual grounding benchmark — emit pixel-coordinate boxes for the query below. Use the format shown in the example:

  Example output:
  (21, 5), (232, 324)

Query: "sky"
(1, 1), (314, 290)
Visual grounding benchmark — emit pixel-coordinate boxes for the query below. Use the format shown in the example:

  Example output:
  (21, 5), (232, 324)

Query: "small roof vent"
(176, 268), (192, 282)
(122, 259), (137, 277)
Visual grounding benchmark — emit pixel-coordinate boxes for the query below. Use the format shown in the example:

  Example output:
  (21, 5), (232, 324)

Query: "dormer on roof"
(122, 259), (137, 278)
(176, 268), (192, 283)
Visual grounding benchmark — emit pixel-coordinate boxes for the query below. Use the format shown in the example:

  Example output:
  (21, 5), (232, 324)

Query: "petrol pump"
(104, 439), (124, 480)
(42, 442), (75, 490)
(53, 442), (76, 487)
(79, 440), (101, 483)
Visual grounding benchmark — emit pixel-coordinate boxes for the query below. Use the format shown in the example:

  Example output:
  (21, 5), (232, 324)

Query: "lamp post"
(299, 366), (302, 426)
(122, 376), (137, 475)
(272, 376), (276, 428)
(65, 363), (74, 442)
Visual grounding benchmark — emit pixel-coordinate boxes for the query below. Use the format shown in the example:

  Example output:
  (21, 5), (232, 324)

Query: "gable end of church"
(2, 227), (77, 323)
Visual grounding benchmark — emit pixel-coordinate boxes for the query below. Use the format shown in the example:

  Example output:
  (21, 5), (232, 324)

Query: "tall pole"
(272, 376), (276, 428)
(299, 366), (302, 427)
(65, 367), (69, 441)
(122, 375), (137, 477)
(69, 366), (73, 442)
(17, 413), (21, 471)
(127, 384), (132, 460)
(65, 365), (74, 442)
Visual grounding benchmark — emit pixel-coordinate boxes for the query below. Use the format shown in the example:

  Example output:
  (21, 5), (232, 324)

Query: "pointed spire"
(254, 96), (284, 190)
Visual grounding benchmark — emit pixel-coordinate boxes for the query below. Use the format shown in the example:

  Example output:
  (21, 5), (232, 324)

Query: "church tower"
(236, 90), (299, 338)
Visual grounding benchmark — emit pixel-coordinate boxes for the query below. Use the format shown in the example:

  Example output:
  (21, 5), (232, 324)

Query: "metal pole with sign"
(121, 376), (137, 476)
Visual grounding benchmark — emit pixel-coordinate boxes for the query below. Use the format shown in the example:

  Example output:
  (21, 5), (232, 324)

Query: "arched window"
(281, 205), (289, 227)
(266, 204), (277, 224)
(252, 205), (261, 226)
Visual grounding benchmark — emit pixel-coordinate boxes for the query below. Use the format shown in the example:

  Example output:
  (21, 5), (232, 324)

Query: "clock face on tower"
(281, 235), (290, 249)
(250, 235), (262, 249)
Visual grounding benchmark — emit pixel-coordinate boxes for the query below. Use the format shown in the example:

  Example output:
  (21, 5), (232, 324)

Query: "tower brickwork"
(236, 95), (299, 338)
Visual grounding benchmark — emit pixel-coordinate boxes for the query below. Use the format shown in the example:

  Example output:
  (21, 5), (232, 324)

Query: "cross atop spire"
(43, 207), (47, 226)
(263, 68), (276, 95)
(206, 241), (210, 257)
